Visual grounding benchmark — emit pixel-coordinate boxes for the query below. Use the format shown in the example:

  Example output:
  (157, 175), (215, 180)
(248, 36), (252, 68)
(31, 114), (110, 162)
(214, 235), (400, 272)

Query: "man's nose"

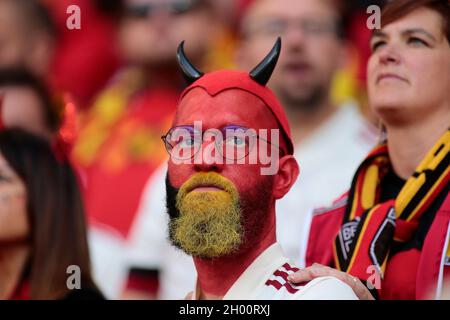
(284, 24), (306, 52)
(193, 141), (224, 173)
(146, 8), (171, 29)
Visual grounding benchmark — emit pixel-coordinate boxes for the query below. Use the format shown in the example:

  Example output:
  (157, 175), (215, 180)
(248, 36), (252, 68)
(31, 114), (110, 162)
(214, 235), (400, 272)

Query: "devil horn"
(177, 41), (204, 84)
(249, 37), (282, 86)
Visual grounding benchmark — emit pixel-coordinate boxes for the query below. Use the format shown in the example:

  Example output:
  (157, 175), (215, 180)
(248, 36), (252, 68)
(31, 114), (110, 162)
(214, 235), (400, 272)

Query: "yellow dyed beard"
(171, 172), (242, 259)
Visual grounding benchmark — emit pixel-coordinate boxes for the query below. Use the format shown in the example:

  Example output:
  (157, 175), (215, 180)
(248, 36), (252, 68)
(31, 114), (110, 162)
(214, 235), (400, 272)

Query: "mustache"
(177, 172), (236, 197)
(166, 172), (238, 218)
(165, 172), (238, 217)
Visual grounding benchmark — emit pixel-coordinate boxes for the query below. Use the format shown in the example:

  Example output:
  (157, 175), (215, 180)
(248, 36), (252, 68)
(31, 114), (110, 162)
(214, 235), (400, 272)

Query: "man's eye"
(226, 136), (246, 146)
(179, 138), (196, 147)
(408, 37), (428, 47)
(302, 21), (331, 35)
(234, 137), (244, 145)
(260, 20), (286, 34)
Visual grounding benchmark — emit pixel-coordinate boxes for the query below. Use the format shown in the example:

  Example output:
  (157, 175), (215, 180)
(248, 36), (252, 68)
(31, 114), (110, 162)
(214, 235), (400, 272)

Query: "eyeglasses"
(125, 0), (201, 18)
(161, 125), (285, 161)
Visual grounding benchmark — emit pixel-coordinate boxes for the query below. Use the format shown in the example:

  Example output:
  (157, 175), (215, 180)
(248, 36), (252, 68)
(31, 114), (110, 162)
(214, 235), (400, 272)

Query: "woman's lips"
(376, 73), (408, 84)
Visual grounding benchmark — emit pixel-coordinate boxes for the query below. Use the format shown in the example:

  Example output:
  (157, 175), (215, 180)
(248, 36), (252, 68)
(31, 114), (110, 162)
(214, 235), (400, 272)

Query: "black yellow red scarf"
(333, 129), (450, 292)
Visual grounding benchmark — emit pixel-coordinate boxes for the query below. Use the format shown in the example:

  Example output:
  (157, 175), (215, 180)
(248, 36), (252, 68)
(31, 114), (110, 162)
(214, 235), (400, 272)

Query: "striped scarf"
(333, 129), (450, 293)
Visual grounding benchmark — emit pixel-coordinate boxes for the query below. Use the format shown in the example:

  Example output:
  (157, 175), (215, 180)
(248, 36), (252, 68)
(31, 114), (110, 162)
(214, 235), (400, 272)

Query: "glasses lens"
(301, 20), (336, 36)
(219, 128), (256, 161)
(165, 126), (201, 160)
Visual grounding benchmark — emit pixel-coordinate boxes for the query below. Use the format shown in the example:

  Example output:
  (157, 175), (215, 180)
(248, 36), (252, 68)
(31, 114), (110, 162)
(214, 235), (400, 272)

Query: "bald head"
(175, 87), (282, 132)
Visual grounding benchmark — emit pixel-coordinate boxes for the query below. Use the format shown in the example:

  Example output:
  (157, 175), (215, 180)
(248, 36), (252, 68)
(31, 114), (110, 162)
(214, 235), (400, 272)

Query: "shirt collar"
(192, 243), (288, 300)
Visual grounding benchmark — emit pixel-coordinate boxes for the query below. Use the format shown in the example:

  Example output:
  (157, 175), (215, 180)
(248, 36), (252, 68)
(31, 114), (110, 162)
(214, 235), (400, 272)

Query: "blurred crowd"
(1, 0), (448, 300)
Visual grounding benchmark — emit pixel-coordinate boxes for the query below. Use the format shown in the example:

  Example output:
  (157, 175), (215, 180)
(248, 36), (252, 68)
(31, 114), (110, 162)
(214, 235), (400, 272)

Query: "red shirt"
(380, 249), (421, 300)
(306, 192), (450, 299)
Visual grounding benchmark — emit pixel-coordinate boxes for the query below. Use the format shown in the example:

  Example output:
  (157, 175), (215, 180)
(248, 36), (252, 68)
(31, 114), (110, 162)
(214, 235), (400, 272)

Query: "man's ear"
(273, 155), (299, 200)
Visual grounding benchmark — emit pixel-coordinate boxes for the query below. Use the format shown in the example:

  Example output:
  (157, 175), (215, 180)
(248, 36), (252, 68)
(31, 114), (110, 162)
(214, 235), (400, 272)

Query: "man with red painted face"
(161, 39), (358, 300)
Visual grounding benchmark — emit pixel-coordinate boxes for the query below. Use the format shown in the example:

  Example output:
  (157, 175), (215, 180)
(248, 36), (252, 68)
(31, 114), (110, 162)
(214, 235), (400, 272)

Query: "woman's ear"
(273, 155), (299, 199)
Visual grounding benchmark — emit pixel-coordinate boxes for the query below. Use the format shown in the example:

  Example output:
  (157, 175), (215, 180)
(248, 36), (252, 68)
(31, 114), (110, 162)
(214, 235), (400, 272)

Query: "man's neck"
(0, 243), (29, 299)
(193, 214), (277, 300)
(287, 101), (337, 145)
(386, 110), (450, 179)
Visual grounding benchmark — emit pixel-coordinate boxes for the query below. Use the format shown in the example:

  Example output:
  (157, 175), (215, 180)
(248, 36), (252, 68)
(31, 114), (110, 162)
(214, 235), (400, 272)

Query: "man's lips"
(376, 73), (408, 84)
(282, 61), (312, 75)
(188, 184), (224, 192)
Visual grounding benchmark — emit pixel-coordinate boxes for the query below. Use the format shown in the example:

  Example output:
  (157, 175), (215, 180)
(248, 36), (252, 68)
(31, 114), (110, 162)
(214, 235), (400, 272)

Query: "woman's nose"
(378, 45), (401, 65)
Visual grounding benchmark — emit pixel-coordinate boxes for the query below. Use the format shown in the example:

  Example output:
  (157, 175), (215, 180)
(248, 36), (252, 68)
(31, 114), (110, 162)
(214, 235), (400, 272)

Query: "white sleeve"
(158, 243), (197, 300)
(126, 164), (169, 269)
(294, 276), (359, 300)
(124, 163), (197, 299)
(297, 207), (314, 268)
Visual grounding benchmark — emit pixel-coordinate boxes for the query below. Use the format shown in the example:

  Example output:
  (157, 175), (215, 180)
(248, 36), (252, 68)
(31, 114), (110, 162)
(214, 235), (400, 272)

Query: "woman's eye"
(408, 37), (428, 47)
(371, 40), (386, 52)
(0, 175), (11, 182)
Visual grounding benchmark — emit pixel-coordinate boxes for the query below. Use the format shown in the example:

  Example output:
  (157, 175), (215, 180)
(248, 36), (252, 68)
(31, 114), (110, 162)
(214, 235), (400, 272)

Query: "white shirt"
(276, 103), (376, 266)
(126, 163), (197, 299)
(88, 225), (129, 299)
(191, 243), (358, 300)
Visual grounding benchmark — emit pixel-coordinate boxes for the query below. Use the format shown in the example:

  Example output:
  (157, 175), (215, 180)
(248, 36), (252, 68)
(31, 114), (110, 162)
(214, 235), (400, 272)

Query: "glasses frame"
(161, 125), (285, 161)
(125, 0), (201, 18)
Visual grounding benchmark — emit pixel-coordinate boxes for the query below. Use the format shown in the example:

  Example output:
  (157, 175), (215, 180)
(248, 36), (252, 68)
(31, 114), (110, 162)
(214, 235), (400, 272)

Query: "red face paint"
(168, 87), (282, 196)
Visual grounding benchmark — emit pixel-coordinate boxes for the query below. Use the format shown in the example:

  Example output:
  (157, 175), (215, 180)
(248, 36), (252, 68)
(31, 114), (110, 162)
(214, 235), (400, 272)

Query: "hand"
(287, 263), (375, 300)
